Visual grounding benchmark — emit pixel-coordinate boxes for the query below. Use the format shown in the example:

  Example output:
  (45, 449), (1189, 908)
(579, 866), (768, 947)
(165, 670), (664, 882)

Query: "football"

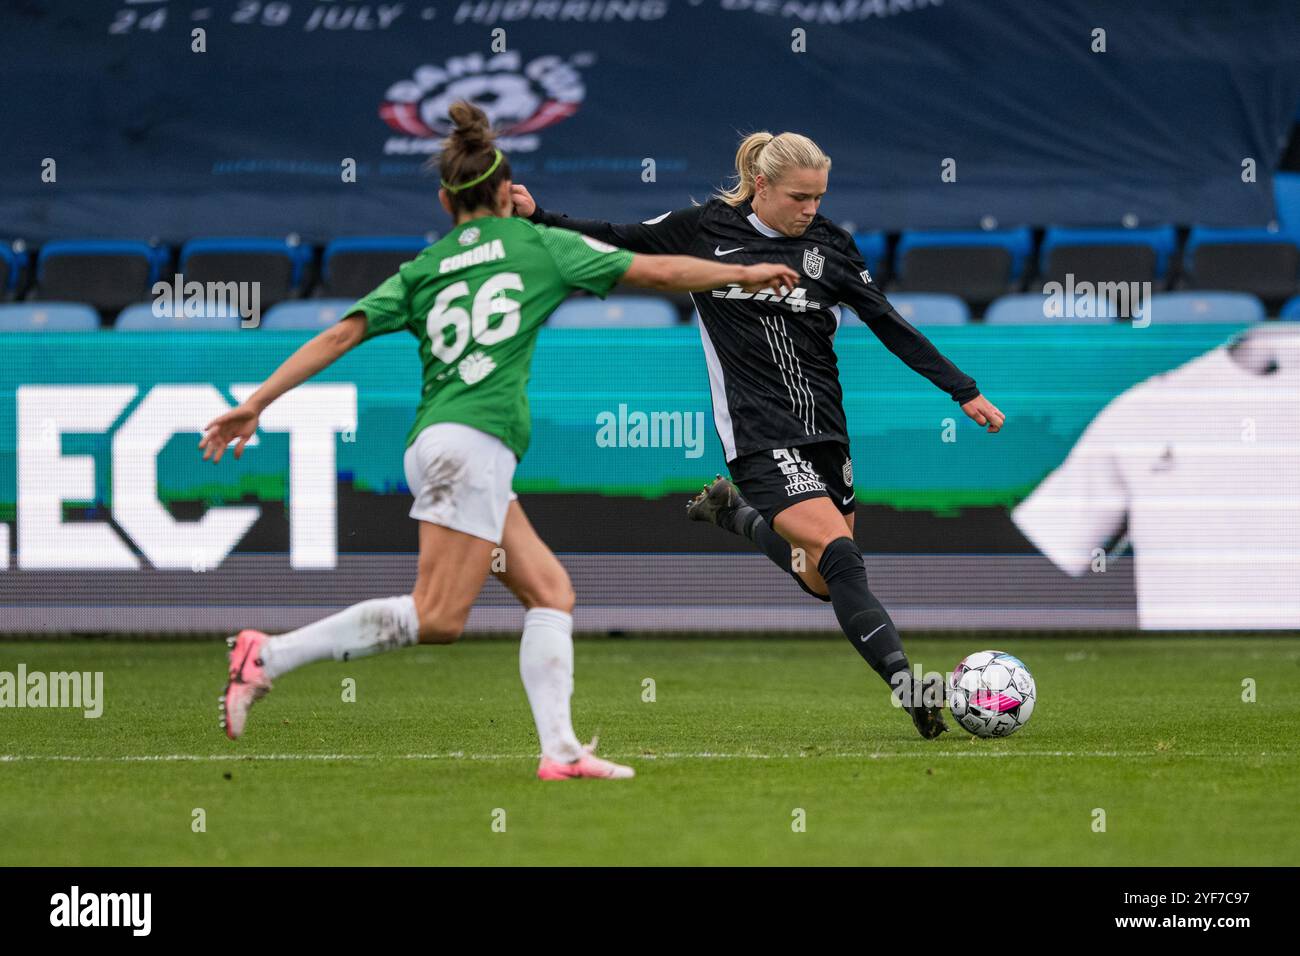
(949, 650), (1037, 738)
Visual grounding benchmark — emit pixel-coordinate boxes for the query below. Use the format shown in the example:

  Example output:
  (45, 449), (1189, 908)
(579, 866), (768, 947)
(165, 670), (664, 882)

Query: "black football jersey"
(529, 199), (980, 462)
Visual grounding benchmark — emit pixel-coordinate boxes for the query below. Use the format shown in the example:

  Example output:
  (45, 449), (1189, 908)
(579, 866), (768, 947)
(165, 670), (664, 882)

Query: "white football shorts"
(402, 422), (518, 544)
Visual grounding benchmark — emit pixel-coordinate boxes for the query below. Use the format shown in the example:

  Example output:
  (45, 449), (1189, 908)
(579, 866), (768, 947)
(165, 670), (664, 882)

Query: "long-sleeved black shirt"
(530, 198), (980, 462)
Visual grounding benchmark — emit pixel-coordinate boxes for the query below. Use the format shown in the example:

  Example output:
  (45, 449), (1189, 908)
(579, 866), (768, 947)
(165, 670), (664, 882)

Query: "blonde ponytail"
(716, 131), (831, 206)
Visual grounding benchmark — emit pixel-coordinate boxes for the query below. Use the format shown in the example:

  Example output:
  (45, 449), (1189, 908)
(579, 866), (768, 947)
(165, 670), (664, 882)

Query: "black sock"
(719, 504), (832, 602)
(816, 536), (912, 689)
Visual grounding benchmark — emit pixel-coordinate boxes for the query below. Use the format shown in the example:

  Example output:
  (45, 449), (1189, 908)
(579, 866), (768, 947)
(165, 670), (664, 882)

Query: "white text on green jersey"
(439, 239), (507, 274)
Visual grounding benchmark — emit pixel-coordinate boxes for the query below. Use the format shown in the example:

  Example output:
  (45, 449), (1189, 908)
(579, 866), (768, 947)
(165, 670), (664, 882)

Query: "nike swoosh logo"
(714, 246), (744, 256)
(841, 494), (855, 506)
(859, 623), (887, 643)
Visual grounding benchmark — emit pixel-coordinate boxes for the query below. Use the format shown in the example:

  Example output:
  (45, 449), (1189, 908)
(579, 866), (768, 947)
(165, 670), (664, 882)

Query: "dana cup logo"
(802, 247), (824, 280)
(380, 50), (593, 155)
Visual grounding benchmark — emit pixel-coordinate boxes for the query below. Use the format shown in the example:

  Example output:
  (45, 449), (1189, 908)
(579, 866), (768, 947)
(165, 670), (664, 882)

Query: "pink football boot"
(219, 629), (273, 740)
(537, 738), (635, 781)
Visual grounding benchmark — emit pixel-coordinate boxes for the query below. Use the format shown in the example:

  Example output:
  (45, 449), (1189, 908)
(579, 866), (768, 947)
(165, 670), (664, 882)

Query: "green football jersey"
(344, 217), (634, 459)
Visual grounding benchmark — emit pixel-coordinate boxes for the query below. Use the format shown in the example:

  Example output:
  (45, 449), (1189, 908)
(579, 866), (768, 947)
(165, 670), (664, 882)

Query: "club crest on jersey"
(842, 457), (853, 487)
(802, 247), (824, 280)
(457, 350), (496, 385)
(458, 227), (480, 246)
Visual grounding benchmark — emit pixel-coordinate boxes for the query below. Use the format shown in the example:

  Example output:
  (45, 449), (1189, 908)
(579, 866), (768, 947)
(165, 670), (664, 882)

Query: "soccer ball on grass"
(948, 650), (1036, 738)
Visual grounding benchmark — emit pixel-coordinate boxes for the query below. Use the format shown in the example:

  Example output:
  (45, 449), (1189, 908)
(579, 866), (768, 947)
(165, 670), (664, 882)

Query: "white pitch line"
(0, 750), (1283, 763)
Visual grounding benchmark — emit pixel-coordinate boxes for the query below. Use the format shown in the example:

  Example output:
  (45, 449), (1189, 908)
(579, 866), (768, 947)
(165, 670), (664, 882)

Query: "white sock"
(519, 607), (584, 763)
(261, 595), (420, 680)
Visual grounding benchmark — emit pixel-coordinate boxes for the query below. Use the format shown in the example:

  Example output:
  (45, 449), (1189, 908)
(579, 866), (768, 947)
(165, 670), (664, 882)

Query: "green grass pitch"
(1, 636), (1297, 866)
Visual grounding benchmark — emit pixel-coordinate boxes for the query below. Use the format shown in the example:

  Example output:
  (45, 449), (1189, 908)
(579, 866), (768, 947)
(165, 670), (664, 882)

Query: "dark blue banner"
(2, 0), (1298, 242)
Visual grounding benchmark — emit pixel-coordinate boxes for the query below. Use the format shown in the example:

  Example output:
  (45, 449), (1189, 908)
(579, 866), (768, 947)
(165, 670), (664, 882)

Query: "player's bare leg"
(493, 500), (633, 779)
(221, 520), (495, 739)
(774, 497), (947, 740)
(409, 520), (498, 644)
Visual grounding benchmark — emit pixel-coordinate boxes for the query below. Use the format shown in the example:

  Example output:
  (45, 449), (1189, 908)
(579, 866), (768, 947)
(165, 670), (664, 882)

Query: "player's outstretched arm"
(831, 235), (1002, 428)
(199, 315), (366, 463)
(621, 254), (799, 294)
(511, 184), (701, 255)
(862, 305), (1006, 433)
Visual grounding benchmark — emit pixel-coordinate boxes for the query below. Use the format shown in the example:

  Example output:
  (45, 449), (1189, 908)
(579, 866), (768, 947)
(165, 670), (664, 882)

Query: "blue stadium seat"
(1039, 225), (1177, 282)
(0, 303), (100, 331)
(549, 296), (678, 328)
(838, 293), (969, 329)
(894, 227), (1034, 307)
(890, 293), (969, 326)
(36, 240), (169, 313)
(1148, 292), (1266, 324)
(320, 235), (431, 299)
(1184, 225), (1299, 256)
(1274, 172), (1300, 240)
(260, 299), (360, 330)
(179, 237), (313, 306)
(851, 231), (887, 280)
(1280, 294), (1300, 320)
(1182, 226), (1299, 306)
(1, 243), (30, 298)
(115, 302), (246, 331)
(983, 293), (1114, 325)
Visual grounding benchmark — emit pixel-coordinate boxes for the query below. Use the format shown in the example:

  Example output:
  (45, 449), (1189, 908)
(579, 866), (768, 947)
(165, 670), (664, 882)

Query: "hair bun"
(447, 100), (494, 150)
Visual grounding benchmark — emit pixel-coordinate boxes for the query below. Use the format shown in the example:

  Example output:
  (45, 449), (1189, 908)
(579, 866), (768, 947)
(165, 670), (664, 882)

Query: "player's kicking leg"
(773, 497), (947, 740)
(493, 500), (633, 780)
(688, 465), (946, 740)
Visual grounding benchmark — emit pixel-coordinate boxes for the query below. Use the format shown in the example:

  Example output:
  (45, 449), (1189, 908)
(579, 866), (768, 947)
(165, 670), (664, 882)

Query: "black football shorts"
(728, 441), (855, 526)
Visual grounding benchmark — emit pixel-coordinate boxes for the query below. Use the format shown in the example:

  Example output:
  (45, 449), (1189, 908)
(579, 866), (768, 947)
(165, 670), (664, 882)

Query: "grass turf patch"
(1, 636), (1297, 865)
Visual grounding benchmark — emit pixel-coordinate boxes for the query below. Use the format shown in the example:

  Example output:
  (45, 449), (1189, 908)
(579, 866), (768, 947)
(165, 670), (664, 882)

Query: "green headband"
(441, 149), (504, 193)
